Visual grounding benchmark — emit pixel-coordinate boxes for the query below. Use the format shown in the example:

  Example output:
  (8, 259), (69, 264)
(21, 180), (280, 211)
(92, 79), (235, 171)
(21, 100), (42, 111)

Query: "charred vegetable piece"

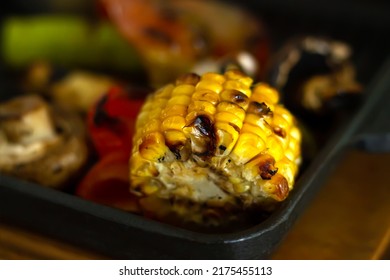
(102, 0), (268, 85)
(267, 36), (362, 114)
(87, 86), (145, 157)
(76, 152), (139, 213)
(130, 70), (302, 226)
(0, 95), (88, 189)
(76, 87), (146, 210)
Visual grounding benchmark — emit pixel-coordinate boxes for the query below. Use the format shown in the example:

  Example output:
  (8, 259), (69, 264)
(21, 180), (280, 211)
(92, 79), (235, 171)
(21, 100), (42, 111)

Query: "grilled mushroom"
(267, 36), (362, 115)
(0, 95), (88, 189)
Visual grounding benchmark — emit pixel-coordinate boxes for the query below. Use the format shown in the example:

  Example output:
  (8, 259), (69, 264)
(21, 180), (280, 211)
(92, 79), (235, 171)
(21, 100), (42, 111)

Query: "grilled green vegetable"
(1, 16), (142, 73)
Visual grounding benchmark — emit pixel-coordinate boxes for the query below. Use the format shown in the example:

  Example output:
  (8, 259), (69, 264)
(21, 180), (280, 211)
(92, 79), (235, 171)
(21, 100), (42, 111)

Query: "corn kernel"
(223, 80), (251, 97)
(216, 101), (246, 120)
(161, 115), (186, 131)
(196, 80), (223, 93)
(171, 84), (195, 96)
(161, 104), (188, 118)
(192, 90), (220, 105)
(224, 69), (253, 88)
(215, 111), (243, 129)
(215, 122), (240, 155)
(252, 83), (280, 104)
(155, 84), (174, 98)
(231, 132), (266, 165)
(266, 135), (284, 161)
(167, 95), (192, 106)
(139, 132), (167, 161)
(201, 72), (226, 84)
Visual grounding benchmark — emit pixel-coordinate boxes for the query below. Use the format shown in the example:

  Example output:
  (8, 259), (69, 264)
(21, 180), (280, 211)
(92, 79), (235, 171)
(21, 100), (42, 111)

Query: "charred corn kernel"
(260, 174), (289, 201)
(138, 132), (167, 161)
(188, 101), (216, 115)
(130, 69), (302, 226)
(175, 73), (201, 86)
(250, 96), (275, 112)
(215, 122), (240, 156)
(192, 90), (220, 105)
(223, 80), (252, 97)
(220, 89), (250, 109)
(243, 154), (278, 181)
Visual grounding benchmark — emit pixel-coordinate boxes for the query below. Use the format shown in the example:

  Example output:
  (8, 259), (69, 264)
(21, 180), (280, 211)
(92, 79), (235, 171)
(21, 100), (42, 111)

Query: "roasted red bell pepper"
(77, 86), (147, 210)
(76, 152), (139, 212)
(87, 86), (145, 157)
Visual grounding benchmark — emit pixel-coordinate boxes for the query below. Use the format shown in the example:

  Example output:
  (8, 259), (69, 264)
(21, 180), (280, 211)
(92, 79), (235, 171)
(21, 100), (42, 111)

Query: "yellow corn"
(130, 70), (302, 225)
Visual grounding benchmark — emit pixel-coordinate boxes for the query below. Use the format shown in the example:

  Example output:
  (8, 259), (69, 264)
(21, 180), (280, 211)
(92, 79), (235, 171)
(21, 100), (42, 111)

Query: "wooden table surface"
(0, 150), (389, 260)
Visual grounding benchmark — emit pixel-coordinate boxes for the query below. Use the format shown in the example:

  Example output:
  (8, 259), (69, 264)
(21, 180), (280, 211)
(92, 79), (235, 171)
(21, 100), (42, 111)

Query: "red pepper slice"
(76, 152), (139, 212)
(87, 86), (145, 157)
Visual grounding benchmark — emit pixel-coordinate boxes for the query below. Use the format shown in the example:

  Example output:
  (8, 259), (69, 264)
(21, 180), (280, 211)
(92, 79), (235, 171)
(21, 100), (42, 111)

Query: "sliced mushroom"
(0, 94), (88, 189)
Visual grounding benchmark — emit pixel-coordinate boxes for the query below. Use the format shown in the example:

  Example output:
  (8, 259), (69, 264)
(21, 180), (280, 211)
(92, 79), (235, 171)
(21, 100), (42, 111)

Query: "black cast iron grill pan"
(0, 0), (389, 259)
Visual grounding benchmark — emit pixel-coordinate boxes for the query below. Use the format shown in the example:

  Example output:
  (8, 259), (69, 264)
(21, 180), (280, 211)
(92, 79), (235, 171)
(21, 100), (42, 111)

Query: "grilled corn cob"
(130, 70), (301, 226)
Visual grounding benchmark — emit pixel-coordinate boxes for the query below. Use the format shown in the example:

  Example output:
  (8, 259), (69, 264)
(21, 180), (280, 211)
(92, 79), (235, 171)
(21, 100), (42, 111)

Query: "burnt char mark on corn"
(247, 101), (272, 116)
(228, 122), (241, 133)
(273, 126), (286, 138)
(176, 73), (201, 86)
(166, 143), (182, 160)
(191, 115), (216, 157)
(219, 145), (227, 151)
(258, 155), (278, 180)
(221, 90), (249, 108)
(193, 115), (213, 137)
(271, 175), (289, 201)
